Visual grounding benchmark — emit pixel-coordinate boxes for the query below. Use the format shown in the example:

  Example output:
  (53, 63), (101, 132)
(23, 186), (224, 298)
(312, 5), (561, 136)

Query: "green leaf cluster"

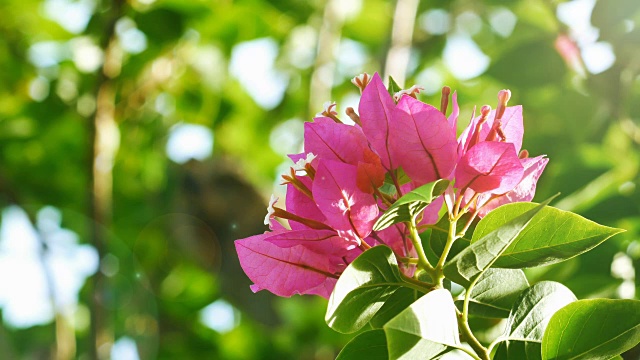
(328, 183), (634, 359)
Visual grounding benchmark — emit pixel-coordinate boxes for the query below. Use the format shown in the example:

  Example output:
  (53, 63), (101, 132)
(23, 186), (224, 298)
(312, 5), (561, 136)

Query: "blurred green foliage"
(0, 0), (639, 359)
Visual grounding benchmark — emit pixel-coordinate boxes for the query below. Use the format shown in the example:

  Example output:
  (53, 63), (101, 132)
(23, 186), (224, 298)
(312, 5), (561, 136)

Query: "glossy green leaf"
(472, 202), (624, 268)
(443, 199), (552, 287)
(369, 287), (422, 329)
(336, 329), (389, 360)
(325, 246), (426, 333)
(373, 179), (449, 231)
(493, 281), (576, 360)
(383, 289), (461, 360)
(542, 299), (640, 360)
(457, 268), (529, 318)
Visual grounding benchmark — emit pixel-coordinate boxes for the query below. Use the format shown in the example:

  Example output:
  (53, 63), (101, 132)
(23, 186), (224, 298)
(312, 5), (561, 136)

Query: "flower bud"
(495, 89), (511, 121)
(345, 107), (361, 126)
(480, 105), (492, 118)
(440, 86), (451, 115)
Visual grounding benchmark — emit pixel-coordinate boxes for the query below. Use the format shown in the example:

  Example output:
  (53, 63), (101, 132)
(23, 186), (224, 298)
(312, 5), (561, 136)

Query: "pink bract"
(234, 72), (548, 298)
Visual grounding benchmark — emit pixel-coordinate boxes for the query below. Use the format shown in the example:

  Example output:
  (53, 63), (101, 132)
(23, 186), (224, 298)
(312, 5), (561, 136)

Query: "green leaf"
(471, 202), (625, 268)
(325, 246), (426, 333)
(429, 213), (473, 261)
(443, 198), (552, 287)
(388, 76), (402, 96)
(383, 289), (461, 360)
(369, 287), (422, 329)
(373, 179), (449, 231)
(493, 282), (577, 360)
(336, 329), (389, 360)
(384, 167), (412, 188)
(542, 299), (640, 360)
(457, 268), (529, 318)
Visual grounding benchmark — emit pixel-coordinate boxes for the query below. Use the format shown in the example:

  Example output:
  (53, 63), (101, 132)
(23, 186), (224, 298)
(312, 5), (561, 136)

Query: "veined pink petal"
(390, 95), (458, 184)
(265, 229), (357, 254)
(455, 141), (524, 194)
(286, 178), (326, 231)
(458, 106), (524, 157)
(477, 155), (549, 217)
(359, 72), (397, 170)
(448, 91), (459, 132)
(313, 160), (379, 241)
(304, 117), (374, 166)
(235, 233), (342, 298)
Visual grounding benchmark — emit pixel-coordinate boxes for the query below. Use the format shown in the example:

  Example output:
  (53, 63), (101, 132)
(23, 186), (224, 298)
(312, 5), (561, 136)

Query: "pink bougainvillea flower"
(235, 74), (549, 299)
(358, 73), (397, 171)
(265, 229), (354, 255)
(313, 160), (379, 243)
(457, 105), (524, 158)
(390, 95), (458, 184)
(455, 141), (525, 195)
(235, 232), (345, 298)
(475, 155), (549, 217)
(285, 176), (326, 231)
(305, 117), (385, 194)
(451, 89), (546, 217)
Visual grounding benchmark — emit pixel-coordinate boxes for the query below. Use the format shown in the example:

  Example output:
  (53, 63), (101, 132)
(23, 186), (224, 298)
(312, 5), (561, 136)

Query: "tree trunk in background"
(88, 1), (124, 359)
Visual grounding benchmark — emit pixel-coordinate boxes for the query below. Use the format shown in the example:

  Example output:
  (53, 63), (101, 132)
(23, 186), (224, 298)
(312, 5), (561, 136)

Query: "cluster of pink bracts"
(235, 73), (548, 298)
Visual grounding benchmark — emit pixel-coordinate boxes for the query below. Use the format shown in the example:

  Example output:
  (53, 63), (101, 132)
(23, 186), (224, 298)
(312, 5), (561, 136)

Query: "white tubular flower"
(292, 152), (317, 171)
(263, 194), (279, 225)
(315, 101), (338, 118)
(351, 72), (372, 92)
(393, 85), (425, 102)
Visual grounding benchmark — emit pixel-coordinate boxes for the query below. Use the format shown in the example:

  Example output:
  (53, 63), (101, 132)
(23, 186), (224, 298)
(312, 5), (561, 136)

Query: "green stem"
(401, 273), (433, 291)
(455, 345), (483, 360)
(398, 256), (419, 265)
(463, 275), (481, 323)
(457, 310), (490, 360)
(458, 275), (489, 359)
(433, 216), (458, 287)
(407, 218), (435, 276)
